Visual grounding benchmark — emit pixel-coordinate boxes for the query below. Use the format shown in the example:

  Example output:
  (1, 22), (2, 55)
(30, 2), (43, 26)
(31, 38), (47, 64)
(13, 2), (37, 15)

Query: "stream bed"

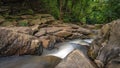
(0, 39), (93, 68)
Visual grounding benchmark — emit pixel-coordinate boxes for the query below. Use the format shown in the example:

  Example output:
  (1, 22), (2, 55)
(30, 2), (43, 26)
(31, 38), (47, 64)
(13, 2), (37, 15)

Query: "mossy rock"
(18, 19), (29, 26)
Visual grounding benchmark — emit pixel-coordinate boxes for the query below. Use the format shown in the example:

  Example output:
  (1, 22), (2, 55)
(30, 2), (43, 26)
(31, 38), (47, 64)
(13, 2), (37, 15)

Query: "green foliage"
(19, 22), (28, 26)
(42, 0), (60, 19)
(40, 0), (120, 24)
(18, 20), (28, 26)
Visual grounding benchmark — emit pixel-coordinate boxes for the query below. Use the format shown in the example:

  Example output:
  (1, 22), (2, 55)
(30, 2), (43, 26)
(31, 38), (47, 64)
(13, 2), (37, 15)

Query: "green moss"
(18, 20), (28, 26)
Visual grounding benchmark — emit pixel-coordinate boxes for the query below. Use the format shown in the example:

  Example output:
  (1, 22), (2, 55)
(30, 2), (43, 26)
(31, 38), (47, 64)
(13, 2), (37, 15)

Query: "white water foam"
(47, 39), (93, 59)
(83, 39), (94, 43)
(48, 43), (75, 59)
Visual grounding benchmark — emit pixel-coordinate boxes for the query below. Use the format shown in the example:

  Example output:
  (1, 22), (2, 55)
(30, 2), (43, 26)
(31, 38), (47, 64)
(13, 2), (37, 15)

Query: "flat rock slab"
(0, 27), (34, 35)
(56, 50), (97, 68)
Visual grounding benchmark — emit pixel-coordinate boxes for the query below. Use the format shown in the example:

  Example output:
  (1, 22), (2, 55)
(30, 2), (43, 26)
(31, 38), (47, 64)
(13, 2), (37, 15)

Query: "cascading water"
(44, 39), (93, 58)
(0, 39), (93, 68)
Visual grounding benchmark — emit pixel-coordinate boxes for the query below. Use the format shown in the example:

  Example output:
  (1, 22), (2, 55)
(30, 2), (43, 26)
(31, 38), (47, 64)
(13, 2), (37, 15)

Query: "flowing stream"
(43, 39), (93, 58)
(0, 39), (93, 68)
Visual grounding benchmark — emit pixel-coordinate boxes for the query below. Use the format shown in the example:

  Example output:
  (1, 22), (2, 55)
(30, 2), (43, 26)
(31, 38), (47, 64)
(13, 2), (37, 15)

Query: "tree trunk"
(58, 0), (63, 21)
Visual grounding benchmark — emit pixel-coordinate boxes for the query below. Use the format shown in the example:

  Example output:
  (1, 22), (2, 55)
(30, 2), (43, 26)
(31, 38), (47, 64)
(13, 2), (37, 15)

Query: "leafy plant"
(40, 0), (120, 24)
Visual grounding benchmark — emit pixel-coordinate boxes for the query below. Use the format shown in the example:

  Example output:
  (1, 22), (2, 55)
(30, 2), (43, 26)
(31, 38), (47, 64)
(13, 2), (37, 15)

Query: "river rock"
(89, 19), (120, 68)
(55, 50), (97, 68)
(1, 27), (34, 35)
(105, 57), (120, 68)
(30, 25), (40, 34)
(0, 55), (61, 68)
(0, 27), (42, 56)
(34, 27), (62, 37)
(12, 27), (34, 35)
(41, 36), (62, 49)
(77, 27), (92, 35)
(34, 28), (47, 37)
(83, 25), (96, 29)
(46, 27), (62, 34)
(35, 23), (94, 47)
(30, 19), (42, 26)
(88, 23), (111, 59)
(66, 27), (92, 35)
(41, 39), (50, 48)
(55, 31), (72, 38)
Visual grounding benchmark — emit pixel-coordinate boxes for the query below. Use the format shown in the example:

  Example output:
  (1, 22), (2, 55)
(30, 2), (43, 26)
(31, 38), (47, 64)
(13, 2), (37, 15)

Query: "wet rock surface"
(0, 55), (61, 68)
(55, 50), (97, 68)
(0, 14), (98, 56)
(0, 22), (96, 56)
(0, 40), (93, 68)
(0, 27), (42, 56)
(0, 14), (106, 68)
(105, 57), (120, 68)
(89, 19), (120, 68)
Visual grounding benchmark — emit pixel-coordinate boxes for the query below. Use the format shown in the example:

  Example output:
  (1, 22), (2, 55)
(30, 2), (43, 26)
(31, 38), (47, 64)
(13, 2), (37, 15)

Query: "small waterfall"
(47, 39), (93, 59)
(68, 39), (93, 46)
(0, 39), (93, 68)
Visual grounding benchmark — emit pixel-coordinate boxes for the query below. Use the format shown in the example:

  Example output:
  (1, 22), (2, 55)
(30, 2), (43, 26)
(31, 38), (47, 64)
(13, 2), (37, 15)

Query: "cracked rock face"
(0, 27), (42, 56)
(89, 19), (120, 68)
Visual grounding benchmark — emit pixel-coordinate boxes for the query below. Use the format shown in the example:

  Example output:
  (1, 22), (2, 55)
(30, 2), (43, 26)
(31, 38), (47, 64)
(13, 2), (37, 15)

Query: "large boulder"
(6, 27), (34, 35)
(88, 19), (120, 68)
(105, 57), (120, 68)
(0, 27), (43, 56)
(88, 23), (111, 59)
(0, 55), (62, 68)
(56, 50), (97, 68)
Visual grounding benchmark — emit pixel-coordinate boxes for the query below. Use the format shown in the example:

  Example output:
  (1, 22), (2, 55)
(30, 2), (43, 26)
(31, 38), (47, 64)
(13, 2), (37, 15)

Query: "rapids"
(0, 39), (93, 68)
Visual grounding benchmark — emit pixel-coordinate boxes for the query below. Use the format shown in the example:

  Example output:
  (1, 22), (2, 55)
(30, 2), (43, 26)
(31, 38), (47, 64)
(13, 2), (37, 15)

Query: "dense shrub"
(41, 0), (120, 24)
